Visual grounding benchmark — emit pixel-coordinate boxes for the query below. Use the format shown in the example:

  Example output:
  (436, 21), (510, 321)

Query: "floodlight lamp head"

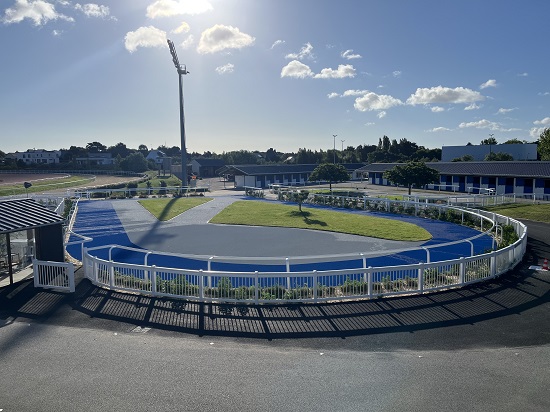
(167, 39), (181, 69)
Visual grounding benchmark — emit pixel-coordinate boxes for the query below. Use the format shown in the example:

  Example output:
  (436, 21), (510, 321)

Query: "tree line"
(2, 129), (550, 172)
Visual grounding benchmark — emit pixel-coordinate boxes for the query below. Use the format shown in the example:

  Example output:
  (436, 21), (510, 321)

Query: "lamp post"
(167, 39), (190, 188)
(333, 134), (337, 164)
(341, 139), (345, 163)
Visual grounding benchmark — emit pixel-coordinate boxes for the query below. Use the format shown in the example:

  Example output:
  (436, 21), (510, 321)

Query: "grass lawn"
(0, 175), (95, 196)
(139, 197), (212, 221)
(210, 201), (431, 241)
(482, 203), (550, 224)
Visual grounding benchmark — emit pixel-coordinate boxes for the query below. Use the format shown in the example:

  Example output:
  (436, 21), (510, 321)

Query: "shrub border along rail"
(78, 195), (527, 304)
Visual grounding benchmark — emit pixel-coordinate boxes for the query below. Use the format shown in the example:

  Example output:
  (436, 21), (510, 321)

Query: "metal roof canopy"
(0, 198), (64, 234)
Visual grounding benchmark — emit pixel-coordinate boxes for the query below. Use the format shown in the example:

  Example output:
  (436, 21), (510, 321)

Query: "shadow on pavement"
(1, 243), (549, 345)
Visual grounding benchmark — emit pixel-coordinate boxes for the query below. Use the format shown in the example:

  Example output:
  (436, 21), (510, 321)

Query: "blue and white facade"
(356, 161), (550, 197)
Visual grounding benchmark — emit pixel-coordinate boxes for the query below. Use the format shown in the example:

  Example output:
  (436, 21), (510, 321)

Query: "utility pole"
(167, 39), (190, 188)
(333, 134), (337, 164)
(341, 139), (345, 163)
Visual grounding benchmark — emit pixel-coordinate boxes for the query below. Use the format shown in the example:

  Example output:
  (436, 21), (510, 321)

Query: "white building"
(7, 149), (61, 164)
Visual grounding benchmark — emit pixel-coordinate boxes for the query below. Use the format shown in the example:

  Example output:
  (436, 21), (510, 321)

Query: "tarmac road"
(1, 214), (549, 411)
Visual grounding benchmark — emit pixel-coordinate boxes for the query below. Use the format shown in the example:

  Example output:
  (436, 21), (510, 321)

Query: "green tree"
(86, 141), (107, 153)
(452, 154), (474, 162)
(503, 138), (524, 144)
(308, 163), (350, 190)
(481, 136), (498, 145)
(538, 128), (550, 160)
(120, 152), (148, 173)
(485, 152), (513, 161)
(383, 161), (440, 195)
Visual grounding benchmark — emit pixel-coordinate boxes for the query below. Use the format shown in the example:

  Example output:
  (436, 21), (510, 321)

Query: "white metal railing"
(33, 259), (75, 292)
(79, 197), (527, 304)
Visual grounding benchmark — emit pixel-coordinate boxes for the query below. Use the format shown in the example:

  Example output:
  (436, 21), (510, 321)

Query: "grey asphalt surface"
(112, 196), (423, 258)
(1, 188), (549, 411)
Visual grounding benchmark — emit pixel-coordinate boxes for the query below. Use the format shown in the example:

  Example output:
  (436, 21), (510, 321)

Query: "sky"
(1, 0), (550, 155)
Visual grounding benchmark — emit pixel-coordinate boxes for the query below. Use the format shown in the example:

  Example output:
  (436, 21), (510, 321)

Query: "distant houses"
(5, 149), (61, 165)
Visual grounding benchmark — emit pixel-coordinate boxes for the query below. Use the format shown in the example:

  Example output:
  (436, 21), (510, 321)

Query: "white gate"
(33, 259), (75, 293)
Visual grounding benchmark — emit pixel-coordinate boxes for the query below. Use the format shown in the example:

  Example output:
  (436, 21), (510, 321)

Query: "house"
(6, 149), (61, 164)
(191, 158), (225, 177)
(75, 152), (115, 166)
(218, 163), (365, 189)
(356, 161), (550, 197)
(146, 150), (167, 165)
(441, 143), (537, 162)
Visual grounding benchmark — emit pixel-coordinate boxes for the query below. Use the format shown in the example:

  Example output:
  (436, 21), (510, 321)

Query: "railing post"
(367, 267), (373, 298)
(286, 257), (291, 290)
(68, 263), (75, 293)
(33, 259), (39, 288)
(208, 257), (214, 288)
(490, 253), (496, 278)
(199, 270), (204, 300)
(151, 265), (157, 296)
(313, 270), (318, 302)
(254, 271), (259, 304)
(418, 263), (424, 293)
(422, 247), (430, 263)
(109, 260), (115, 288)
(459, 257), (465, 285)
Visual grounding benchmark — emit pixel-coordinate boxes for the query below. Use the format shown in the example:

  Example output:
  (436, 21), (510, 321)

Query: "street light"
(333, 134), (337, 163)
(341, 139), (345, 163)
(167, 39), (190, 188)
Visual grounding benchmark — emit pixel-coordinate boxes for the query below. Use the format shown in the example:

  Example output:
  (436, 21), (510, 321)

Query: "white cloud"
(354, 92), (403, 112)
(285, 42), (314, 60)
(377, 111), (387, 119)
(180, 34), (194, 49)
(327, 92), (339, 99)
(280, 60), (313, 78)
(431, 106), (445, 113)
(341, 49), (361, 60)
(172, 21), (190, 34)
(407, 86), (484, 105)
(52, 28), (62, 36)
(538, 92), (550, 96)
(480, 79), (497, 89)
(314, 64), (356, 79)
(124, 26), (167, 53)
(271, 40), (285, 49)
(215, 63), (234, 75)
(530, 127), (546, 139)
(364, 122), (375, 126)
(3, 0), (74, 25)
(458, 119), (501, 131)
(464, 103), (481, 110)
(517, 72), (528, 77)
(342, 89), (369, 97)
(75, 3), (113, 19)
(428, 127), (451, 132)
(146, 0), (213, 18)
(534, 117), (550, 126)
(392, 70), (402, 78)
(497, 107), (516, 114)
(197, 24), (255, 54)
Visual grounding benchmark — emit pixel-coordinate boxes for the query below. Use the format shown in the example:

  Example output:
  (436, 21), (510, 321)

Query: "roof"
(219, 163), (365, 176)
(0, 198), (65, 234)
(357, 161), (550, 178)
(192, 158), (226, 167)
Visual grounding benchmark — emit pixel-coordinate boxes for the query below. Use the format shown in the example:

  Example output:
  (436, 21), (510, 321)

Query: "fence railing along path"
(80, 195), (527, 304)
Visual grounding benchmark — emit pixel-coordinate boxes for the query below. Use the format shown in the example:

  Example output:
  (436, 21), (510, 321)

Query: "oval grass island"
(138, 197), (431, 242)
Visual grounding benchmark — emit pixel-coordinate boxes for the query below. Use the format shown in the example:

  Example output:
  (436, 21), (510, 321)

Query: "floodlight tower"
(167, 39), (190, 187)
(333, 134), (337, 164)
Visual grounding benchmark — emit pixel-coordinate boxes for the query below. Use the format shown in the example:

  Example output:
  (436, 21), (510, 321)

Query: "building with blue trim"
(356, 161), (550, 196)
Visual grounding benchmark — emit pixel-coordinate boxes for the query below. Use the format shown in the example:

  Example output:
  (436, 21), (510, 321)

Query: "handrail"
(78, 197), (527, 304)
